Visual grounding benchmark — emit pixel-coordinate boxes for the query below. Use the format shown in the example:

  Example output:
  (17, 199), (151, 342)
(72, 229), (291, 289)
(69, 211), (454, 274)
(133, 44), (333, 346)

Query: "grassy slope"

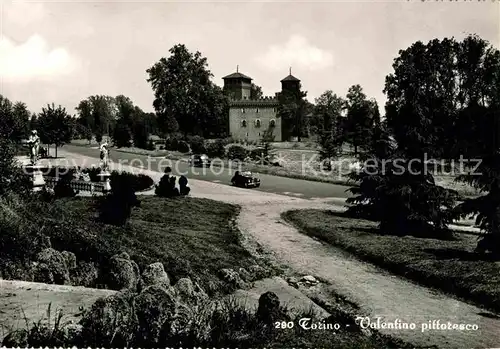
(283, 209), (500, 313)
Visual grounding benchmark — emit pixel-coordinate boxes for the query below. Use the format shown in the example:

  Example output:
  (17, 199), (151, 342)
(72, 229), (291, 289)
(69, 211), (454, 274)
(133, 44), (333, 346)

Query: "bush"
(110, 171), (154, 192)
(165, 137), (179, 151)
(177, 140), (190, 153)
(189, 136), (206, 154)
(98, 178), (141, 226)
(206, 139), (226, 158)
(227, 145), (247, 161)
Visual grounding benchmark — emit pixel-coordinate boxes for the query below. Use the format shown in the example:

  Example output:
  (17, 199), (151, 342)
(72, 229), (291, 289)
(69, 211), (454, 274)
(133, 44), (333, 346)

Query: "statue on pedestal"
(100, 141), (109, 171)
(27, 130), (40, 165)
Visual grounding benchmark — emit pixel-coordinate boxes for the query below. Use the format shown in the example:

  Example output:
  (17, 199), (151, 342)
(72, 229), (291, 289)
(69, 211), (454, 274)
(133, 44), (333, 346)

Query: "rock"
(71, 261), (98, 287)
(237, 267), (252, 282)
(34, 248), (70, 284)
(61, 251), (77, 270)
(287, 276), (299, 287)
(248, 264), (270, 280)
(2, 329), (28, 347)
(80, 291), (136, 346)
(301, 275), (318, 284)
(256, 291), (287, 323)
(107, 253), (140, 291)
(141, 262), (170, 289)
(219, 268), (246, 289)
(174, 278), (208, 305)
(135, 285), (177, 342)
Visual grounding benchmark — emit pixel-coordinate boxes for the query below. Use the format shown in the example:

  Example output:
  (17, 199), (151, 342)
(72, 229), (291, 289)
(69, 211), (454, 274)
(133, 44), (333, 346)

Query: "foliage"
(312, 91), (345, 139)
(189, 135), (206, 154)
(0, 138), (32, 197)
(250, 83), (263, 100)
(165, 136), (180, 151)
(0, 95), (30, 142)
(343, 85), (379, 155)
(37, 104), (74, 157)
(98, 177), (141, 226)
(227, 145), (247, 161)
(131, 118), (149, 149)
(260, 128), (275, 160)
(277, 84), (308, 141)
(147, 44), (229, 137)
(113, 122), (132, 148)
(206, 139), (226, 158)
(177, 140), (190, 153)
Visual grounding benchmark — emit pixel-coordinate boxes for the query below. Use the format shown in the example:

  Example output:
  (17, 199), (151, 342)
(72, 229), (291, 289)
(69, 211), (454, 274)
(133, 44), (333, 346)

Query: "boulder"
(34, 248), (70, 284)
(107, 252), (140, 291)
(61, 251), (77, 270)
(80, 291), (136, 346)
(219, 268), (246, 289)
(301, 275), (318, 284)
(141, 262), (170, 289)
(173, 277), (208, 305)
(135, 284), (177, 342)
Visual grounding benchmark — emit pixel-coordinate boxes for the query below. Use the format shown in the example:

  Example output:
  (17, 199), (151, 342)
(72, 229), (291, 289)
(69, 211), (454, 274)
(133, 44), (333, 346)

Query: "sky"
(1, 0), (499, 116)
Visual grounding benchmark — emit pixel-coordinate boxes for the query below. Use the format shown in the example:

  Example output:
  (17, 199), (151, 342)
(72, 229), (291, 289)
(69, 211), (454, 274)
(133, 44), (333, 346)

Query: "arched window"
(269, 119), (276, 128)
(256, 108), (259, 113)
(241, 120), (247, 127)
(242, 108), (246, 113)
(255, 119), (261, 128)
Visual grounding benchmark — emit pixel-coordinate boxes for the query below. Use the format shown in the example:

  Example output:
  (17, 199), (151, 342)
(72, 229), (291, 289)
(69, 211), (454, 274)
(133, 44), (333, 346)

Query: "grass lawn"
(283, 209), (500, 313)
(1, 195), (273, 296)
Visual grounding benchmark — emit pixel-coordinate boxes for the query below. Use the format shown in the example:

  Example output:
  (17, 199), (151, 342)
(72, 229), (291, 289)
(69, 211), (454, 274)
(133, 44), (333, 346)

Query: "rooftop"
(222, 72), (252, 80)
(281, 74), (300, 82)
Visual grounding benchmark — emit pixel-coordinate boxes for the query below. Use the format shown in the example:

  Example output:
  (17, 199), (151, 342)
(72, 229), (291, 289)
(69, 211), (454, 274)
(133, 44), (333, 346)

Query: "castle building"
(223, 68), (301, 142)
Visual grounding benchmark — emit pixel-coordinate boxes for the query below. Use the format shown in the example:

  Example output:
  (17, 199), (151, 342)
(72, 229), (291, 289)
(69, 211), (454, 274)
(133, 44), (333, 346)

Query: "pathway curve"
(55, 150), (500, 348)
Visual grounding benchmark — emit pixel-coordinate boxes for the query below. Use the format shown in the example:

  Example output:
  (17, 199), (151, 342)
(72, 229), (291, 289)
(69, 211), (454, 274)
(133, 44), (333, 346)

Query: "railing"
(44, 176), (105, 194)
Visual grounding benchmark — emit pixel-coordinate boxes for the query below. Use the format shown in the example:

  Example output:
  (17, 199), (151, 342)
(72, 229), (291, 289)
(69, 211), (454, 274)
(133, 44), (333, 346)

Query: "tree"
(146, 44), (229, 138)
(0, 95), (30, 143)
(278, 87), (308, 141)
(113, 122), (132, 148)
(250, 83), (263, 99)
(157, 111), (179, 137)
(343, 85), (380, 155)
(313, 91), (346, 157)
(76, 95), (117, 141)
(37, 104), (73, 158)
(346, 38), (467, 236)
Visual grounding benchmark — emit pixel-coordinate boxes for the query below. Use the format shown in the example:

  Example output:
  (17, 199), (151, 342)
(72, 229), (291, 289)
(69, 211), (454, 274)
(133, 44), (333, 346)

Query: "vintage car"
(188, 154), (211, 167)
(231, 171), (261, 188)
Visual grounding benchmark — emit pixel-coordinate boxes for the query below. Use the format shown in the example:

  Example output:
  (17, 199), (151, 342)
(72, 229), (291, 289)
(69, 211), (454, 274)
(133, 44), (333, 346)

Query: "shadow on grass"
(330, 210), (458, 241)
(424, 247), (500, 262)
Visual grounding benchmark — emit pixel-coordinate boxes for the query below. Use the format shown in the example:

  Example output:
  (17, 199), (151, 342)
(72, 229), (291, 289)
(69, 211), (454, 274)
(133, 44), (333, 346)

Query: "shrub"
(98, 178), (141, 226)
(227, 145), (247, 161)
(110, 171), (154, 192)
(165, 137), (179, 151)
(206, 139), (226, 158)
(189, 136), (206, 154)
(177, 140), (190, 153)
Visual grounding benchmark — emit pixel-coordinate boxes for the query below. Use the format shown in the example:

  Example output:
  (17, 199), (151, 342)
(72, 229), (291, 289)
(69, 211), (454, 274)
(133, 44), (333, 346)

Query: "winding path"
(54, 150), (500, 348)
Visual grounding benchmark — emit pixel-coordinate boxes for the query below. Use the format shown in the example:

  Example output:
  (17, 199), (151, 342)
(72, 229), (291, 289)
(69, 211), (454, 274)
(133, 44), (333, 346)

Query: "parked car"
(231, 171), (261, 188)
(189, 154), (211, 167)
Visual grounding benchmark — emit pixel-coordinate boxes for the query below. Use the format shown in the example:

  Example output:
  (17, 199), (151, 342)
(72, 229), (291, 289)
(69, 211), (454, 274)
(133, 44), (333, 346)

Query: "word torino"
(355, 317), (478, 332)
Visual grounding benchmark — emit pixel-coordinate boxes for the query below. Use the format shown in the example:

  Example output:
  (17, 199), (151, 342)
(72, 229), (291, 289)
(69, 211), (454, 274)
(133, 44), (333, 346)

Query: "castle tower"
(280, 67), (301, 95)
(222, 66), (252, 100)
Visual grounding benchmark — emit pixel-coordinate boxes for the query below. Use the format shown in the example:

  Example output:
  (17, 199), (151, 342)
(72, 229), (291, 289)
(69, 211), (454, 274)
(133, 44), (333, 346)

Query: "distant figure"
(27, 129), (40, 165)
(231, 171), (241, 185)
(179, 175), (190, 196)
(169, 176), (179, 196)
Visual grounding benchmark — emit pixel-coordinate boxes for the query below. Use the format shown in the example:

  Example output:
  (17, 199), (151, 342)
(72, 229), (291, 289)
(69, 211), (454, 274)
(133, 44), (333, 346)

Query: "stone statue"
(27, 129), (40, 165)
(100, 141), (109, 171)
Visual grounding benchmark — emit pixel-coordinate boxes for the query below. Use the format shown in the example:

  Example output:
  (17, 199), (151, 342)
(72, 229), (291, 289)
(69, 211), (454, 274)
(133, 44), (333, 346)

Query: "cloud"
(0, 34), (79, 82)
(256, 35), (334, 71)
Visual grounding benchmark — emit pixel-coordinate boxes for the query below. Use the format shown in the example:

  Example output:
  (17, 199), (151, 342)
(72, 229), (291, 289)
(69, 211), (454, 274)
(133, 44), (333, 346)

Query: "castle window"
(269, 119), (276, 128)
(246, 132), (249, 137)
(258, 132), (261, 136)
(241, 120), (247, 127)
(256, 108), (259, 113)
(242, 108), (246, 113)
(255, 119), (261, 128)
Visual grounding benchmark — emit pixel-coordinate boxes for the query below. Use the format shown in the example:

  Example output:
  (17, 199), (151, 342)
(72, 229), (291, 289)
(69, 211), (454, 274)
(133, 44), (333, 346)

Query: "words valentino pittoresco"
(274, 316), (479, 332)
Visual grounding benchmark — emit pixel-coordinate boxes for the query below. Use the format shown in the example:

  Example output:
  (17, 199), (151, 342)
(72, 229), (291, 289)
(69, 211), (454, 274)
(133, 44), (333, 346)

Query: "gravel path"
(47, 151), (500, 347)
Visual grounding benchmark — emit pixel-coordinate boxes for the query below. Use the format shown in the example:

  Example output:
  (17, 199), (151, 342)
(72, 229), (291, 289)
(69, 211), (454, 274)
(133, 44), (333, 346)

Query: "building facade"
(223, 70), (301, 142)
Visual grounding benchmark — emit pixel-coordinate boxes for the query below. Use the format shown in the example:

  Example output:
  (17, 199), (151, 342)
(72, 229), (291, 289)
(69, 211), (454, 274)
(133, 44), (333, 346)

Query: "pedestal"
(99, 170), (111, 193)
(25, 164), (46, 192)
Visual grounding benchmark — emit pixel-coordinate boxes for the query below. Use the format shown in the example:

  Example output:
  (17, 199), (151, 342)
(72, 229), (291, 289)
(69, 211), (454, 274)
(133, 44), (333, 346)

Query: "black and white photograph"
(0, 0), (499, 347)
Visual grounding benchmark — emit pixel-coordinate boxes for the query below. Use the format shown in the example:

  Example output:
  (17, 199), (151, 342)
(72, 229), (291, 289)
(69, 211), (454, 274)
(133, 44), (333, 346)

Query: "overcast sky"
(1, 0), (498, 115)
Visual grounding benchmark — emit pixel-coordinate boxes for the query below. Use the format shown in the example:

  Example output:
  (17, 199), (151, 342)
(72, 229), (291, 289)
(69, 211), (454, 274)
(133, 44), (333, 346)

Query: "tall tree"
(250, 83), (263, 99)
(278, 87), (308, 141)
(37, 104), (74, 158)
(0, 95), (30, 143)
(343, 85), (380, 155)
(146, 44), (229, 138)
